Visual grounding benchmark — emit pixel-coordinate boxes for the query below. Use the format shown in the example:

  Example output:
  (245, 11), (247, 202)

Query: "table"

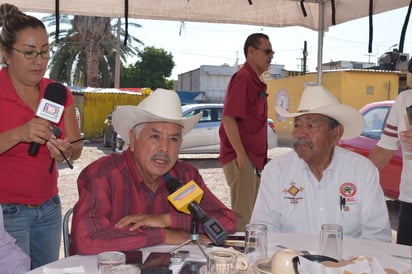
(267, 233), (412, 273)
(26, 233), (412, 273)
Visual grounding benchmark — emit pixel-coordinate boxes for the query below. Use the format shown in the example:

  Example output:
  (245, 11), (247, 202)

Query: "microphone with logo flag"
(166, 177), (228, 245)
(28, 82), (67, 156)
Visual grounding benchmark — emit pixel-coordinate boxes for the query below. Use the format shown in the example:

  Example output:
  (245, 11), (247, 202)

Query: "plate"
(254, 258), (273, 274)
(199, 265), (207, 274)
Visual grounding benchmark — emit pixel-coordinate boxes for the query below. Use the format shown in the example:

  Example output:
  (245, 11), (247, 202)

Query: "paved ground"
(57, 143), (400, 257)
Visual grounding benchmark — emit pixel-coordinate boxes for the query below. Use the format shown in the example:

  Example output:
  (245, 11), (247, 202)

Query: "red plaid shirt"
(70, 149), (236, 255)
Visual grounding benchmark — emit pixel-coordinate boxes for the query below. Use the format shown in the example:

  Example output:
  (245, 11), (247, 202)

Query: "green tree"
(119, 63), (139, 88)
(43, 15), (142, 87)
(120, 46), (175, 89)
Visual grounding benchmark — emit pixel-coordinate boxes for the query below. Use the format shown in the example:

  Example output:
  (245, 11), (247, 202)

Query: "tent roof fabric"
(9, 0), (410, 31)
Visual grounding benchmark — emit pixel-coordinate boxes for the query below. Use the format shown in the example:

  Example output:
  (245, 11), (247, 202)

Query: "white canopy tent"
(4, 0), (412, 83)
(6, 0), (409, 31)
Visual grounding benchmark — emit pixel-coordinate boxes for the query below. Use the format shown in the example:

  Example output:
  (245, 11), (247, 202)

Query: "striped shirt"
(70, 148), (236, 254)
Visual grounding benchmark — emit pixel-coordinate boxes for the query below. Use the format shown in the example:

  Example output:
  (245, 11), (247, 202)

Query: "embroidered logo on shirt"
(283, 181), (304, 205)
(339, 182), (357, 203)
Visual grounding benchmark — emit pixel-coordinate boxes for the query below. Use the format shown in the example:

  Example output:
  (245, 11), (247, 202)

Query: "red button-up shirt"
(219, 62), (268, 171)
(70, 148), (236, 254)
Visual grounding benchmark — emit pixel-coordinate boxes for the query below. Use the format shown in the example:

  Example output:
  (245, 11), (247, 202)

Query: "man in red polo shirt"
(219, 33), (274, 231)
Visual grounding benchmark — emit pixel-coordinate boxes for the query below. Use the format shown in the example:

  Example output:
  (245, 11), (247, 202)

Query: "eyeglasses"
(12, 47), (53, 59)
(255, 47), (275, 55)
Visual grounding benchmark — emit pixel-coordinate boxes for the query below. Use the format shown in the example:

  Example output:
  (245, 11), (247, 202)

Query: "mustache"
(292, 138), (314, 150)
(150, 151), (171, 163)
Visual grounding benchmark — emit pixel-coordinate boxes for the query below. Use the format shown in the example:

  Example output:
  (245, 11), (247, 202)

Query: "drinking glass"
(319, 224), (343, 260)
(111, 264), (141, 274)
(97, 251), (126, 274)
(244, 223), (268, 264)
(207, 251), (237, 274)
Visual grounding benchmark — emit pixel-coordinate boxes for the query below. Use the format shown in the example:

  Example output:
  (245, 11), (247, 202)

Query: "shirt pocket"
(339, 202), (362, 236)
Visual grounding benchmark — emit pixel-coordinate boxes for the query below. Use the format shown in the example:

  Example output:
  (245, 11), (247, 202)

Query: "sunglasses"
(255, 47), (275, 55)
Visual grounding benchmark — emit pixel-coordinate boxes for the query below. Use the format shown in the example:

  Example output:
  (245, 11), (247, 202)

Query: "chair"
(63, 208), (73, 257)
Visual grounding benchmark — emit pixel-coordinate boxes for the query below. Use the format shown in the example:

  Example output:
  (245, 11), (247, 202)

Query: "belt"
(26, 203), (43, 208)
(2, 203), (45, 208)
(254, 167), (261, 177)
(2, 195), (57, 209)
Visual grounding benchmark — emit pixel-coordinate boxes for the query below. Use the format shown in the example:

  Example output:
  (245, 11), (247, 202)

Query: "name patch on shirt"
(282, 181), (304, 205)
(340, 182), (357, 202)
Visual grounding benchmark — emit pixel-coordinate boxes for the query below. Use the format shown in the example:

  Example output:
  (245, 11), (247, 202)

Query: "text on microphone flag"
(36, 98), (64, 123)
(44, 103), (58, 115)
(167, 180), (204, 215)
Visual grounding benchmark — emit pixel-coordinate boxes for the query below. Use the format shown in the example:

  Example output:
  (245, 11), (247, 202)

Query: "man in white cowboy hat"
(70, 89), (236, 255)
(251, 85), (391, 242)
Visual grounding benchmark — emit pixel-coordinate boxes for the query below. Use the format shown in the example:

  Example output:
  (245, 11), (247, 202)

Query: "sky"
(32, 6), (412, 80)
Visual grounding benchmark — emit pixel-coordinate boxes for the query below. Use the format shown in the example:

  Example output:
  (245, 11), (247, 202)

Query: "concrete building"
(321, 60), (376, 70)
(175, 64), (286, 103)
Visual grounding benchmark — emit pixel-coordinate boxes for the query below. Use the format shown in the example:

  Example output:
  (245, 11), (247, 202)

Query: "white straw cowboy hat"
(112, 88), (201, 144)
(275, 85), (364, 140)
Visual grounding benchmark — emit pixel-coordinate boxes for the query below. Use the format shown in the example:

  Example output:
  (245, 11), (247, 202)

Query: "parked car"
(105, 103), (278, 154)
(339, 100), (402, 199)
(180, 103), (278, 154)
(102, 113), (124, 152)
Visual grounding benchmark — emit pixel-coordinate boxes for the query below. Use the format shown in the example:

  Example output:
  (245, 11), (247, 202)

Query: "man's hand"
(235, 151), (248, 170)
(115, 213), (171, 231)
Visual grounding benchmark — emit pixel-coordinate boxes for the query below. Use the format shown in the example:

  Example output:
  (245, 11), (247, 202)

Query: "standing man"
(219, 33), (274, 231)
(368, 58), (412, 246)
(369, 91), (412, 245)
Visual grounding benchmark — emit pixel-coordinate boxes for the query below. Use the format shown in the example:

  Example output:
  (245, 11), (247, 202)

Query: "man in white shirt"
(251, 85), (391, 242)
(0, 208), (30, 273)
(369, 88), (412, 245)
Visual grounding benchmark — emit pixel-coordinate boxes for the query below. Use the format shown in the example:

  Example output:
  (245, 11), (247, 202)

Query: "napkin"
(43, 266), (85, 273)
(296, 256), (387, 274)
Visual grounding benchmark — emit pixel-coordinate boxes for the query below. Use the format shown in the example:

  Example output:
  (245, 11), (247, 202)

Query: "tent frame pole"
(317, 0), (325, 85)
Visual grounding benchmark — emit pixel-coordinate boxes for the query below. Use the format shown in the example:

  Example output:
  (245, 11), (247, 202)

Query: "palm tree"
(43, 15), (142, 87)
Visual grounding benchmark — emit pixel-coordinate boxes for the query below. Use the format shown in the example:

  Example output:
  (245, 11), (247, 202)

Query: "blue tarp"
(176, 91), (204, 105)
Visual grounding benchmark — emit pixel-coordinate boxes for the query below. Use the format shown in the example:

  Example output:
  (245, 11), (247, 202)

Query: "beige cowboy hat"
(112, 88), (201, 144)
(275, 85), (364, 140)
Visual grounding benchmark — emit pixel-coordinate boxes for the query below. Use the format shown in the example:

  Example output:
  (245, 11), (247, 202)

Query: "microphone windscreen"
(28, 82), (67, 156)
(166, 177), (183, 194)
(44, 82), (67, 105)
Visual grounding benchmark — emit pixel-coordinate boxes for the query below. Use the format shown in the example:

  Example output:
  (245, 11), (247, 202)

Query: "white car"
(180, 103), (278, 154)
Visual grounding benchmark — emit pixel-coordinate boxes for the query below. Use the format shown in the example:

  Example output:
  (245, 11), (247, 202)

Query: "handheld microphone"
(28, 82), (67, 156)
(167, 177), (228, 245)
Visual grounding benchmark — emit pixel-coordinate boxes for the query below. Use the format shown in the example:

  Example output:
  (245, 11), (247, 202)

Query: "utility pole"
(302, 41), (308, 74)
(364, 53), (376, 64)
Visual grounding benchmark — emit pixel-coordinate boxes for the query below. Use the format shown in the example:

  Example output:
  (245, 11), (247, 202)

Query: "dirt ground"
(57, 142), (399, 258)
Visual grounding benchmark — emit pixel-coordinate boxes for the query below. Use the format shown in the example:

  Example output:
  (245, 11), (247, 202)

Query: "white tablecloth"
(26, 233), (412, 274)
